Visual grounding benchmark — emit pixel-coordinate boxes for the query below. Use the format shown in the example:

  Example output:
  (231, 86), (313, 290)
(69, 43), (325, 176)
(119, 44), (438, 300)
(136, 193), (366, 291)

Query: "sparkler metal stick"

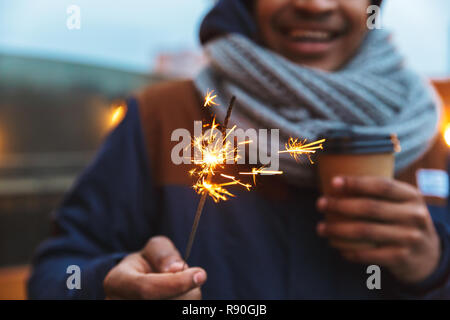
(222, 96), (235, 135)
(183, 96), (236, 267)
(182, 180), (208, 267)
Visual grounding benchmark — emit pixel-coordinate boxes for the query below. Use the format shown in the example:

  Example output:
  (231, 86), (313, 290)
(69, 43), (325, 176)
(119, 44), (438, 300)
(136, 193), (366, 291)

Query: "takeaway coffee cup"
(317, 128), (398, 249)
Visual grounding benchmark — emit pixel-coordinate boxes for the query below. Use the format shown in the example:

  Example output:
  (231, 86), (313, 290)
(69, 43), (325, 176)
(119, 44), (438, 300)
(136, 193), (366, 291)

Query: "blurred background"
(0, 0), (449, 299)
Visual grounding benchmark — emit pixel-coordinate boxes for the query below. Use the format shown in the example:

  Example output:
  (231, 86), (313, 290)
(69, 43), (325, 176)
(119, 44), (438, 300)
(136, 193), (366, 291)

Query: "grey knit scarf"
(194, 30), (440, 188)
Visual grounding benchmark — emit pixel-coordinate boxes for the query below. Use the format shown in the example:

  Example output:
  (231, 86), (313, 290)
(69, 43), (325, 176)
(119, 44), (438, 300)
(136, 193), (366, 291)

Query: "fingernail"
(317, 223), (326, 235)
(193, 272), (206, 286)
(168, 261), (184, 272)
(332, 177), (344, 189)
(317, 197), (327, 211)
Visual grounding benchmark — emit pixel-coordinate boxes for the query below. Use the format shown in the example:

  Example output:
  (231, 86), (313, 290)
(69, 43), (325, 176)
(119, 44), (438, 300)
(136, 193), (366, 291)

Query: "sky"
(0, 0), (449, 76)
(382, 0), (450, 77)
(0, 0), (213, 72)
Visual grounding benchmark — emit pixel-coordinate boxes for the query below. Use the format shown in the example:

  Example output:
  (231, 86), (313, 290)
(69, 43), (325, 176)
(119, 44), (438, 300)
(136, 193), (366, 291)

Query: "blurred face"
(255, 0), (371, 71)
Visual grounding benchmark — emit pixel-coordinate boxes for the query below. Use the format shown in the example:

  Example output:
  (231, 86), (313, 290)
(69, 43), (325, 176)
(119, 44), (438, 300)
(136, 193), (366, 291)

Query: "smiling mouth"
(275, 27), (346, 56)
(286, 29), (341, 42)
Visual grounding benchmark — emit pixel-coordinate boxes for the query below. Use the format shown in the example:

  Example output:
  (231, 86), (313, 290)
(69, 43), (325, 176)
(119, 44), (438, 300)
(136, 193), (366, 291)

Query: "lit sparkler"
(184, 94), (249, 265)
(278, 137), (326, 163)
(183, 92), (326, 266)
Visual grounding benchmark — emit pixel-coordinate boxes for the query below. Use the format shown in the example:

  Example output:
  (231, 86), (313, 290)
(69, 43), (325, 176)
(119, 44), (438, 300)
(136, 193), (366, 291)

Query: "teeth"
(288, 30), (331, 40)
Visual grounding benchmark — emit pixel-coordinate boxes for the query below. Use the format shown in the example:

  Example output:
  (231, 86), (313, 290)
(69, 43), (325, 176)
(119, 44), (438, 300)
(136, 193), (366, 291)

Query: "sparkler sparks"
(239, 166), (284, 185)
(279, 137), (326, 163)
(189, 94), (249, 202)
(203, 89), (219, 107)
(193, 175), (252, 203)
(189, 118), (242, 184)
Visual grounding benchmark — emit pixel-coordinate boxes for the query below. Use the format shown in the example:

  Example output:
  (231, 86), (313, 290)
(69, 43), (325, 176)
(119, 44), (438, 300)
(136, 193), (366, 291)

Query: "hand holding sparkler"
(104, 236), (207, 299)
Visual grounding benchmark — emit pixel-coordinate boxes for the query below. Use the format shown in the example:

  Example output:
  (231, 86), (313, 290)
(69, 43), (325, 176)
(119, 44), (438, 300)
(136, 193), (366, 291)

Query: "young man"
(28, 0), (450, 299)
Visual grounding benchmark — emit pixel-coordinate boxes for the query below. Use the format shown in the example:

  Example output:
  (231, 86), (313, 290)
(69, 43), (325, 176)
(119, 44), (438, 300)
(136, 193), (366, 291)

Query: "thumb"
(139, 267), (207, 299)
(141, 236), (184, 273)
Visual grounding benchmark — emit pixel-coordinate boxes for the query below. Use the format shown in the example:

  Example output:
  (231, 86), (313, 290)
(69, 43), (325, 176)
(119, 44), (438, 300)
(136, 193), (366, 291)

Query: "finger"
(141, 236), (184, 273)
(138, 267), (207, 300)
(331, 176), (420, 202)
(340, 247), (409, 269)
(317, 197), (430, 228)
(171, 287), (202, 300)
(317, 221), (423, 246)
(104, 253), (151, 299)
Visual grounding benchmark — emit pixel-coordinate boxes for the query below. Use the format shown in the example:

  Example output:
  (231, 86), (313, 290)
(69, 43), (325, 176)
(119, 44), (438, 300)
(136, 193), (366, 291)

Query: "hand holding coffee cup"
(317, 129), (398, 250)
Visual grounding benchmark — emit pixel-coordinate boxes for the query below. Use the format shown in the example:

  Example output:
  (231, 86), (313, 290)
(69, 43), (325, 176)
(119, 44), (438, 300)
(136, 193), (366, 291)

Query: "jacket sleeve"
(389, 200), (450, 299)
(27, 98), (157, 299)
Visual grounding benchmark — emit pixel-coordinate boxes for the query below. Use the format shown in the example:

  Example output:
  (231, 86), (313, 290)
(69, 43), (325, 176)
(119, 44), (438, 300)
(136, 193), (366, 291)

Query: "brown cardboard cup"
(317, 130), (397, 250)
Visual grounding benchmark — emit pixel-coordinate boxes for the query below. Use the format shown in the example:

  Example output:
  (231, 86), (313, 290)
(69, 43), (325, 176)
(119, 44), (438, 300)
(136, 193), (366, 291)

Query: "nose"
(291, 0), (338, 16)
